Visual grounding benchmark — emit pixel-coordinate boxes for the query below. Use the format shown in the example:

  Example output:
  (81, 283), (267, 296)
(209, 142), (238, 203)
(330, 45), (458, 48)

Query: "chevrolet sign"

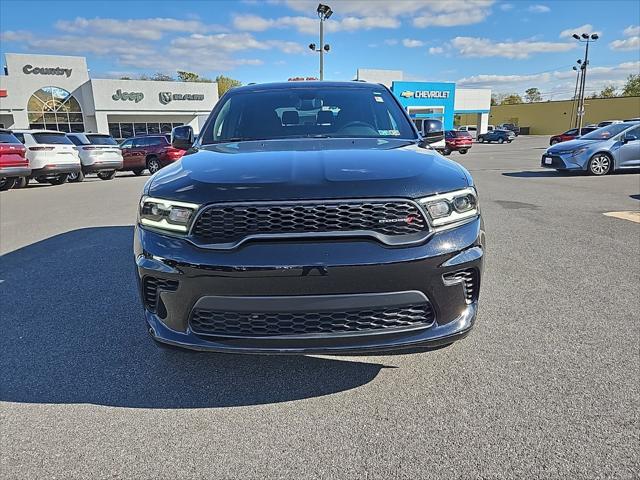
(399, 90), (450, 99)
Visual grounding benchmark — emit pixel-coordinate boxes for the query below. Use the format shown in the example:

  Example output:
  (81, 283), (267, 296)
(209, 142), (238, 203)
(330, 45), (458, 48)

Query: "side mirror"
(171, 125), (194, 150)
(421, 119), (444, 145)
(623, 134), (638, 143)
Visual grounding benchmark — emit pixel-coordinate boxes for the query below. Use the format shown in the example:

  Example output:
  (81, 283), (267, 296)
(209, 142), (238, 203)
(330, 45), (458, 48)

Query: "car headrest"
(281, 111), (299, 126)
(316, 110), (333, 125)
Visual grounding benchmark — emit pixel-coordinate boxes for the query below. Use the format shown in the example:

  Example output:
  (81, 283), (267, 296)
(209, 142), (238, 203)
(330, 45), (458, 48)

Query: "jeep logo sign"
(112, 89), (144, 103)
(23, 64), (72, 77)
(159, 92), (205, 105)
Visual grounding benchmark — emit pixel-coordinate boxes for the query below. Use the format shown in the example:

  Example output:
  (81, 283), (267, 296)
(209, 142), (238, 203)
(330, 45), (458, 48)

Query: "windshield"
(200, 86), (416, 144)
(581, 124), (631, 140)
(87, 135), (118, 145)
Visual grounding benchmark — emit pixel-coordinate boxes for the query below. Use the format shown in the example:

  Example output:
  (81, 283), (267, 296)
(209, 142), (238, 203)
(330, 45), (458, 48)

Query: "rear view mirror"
(171, 125), (194, 150)
(623, 133), (638, 143)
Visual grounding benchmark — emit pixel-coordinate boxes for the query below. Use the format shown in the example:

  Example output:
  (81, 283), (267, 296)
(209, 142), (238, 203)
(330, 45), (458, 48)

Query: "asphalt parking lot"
(1, 136), (638, 479)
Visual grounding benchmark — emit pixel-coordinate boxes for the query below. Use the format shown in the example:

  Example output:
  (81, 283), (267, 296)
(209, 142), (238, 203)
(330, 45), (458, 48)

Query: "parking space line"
(603, 211), (640, 223)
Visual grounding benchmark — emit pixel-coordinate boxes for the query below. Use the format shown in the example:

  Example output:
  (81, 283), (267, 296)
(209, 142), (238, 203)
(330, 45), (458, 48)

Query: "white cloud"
(402, 38), (425, 48)
(610, 36), (640, 51)
(9, 34), (155, 56)
(429, 46), (444, 54)
(559, 24), (601, 39)
(457, 61), (640, 98)
(623, 25), (640, 36)
(55, 17), (225, 40)
(413, 9), (491, 28)
(232, 14), (398, 35)
(384, 39), (399, 46)
(450, 36), (576, 59)
(499, 3), (514, 11)
(0, 30), (33, 42)
(236, 1), (494, 33)
(528, 4), (550, 13)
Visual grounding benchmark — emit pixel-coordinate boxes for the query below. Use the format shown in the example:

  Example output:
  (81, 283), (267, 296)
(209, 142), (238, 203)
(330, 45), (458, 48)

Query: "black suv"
(134, 82), (485, 354)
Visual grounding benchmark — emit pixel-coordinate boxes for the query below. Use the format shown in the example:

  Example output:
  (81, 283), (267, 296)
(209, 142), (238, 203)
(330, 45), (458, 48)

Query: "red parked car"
(549, 127), (597, 145)
(0, 129), (29, 191)
(443, 130), (472, 155)
(119, 135), (186, 175)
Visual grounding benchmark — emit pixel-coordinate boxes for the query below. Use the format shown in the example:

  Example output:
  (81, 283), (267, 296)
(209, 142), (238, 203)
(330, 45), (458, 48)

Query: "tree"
(215, 75), (242, 96)
(622, 74), (640, 97)
(151, 72), (175, 82)
(177, 70), (213, 83)
(501, 94), (523, 105)
(524, 87), (542, 103)
(596, 85), (618, 98)
(119, 76), (132, 80)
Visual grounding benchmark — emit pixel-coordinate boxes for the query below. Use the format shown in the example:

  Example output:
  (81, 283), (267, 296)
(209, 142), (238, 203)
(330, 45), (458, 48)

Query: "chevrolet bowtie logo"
(400, 90), (414, 98)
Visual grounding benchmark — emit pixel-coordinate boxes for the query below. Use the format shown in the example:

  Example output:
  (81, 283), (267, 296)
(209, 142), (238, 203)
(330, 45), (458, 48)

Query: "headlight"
(138, 196), (200, 233)
(569, 147), (588, 157)
(418, 187), (479, 228)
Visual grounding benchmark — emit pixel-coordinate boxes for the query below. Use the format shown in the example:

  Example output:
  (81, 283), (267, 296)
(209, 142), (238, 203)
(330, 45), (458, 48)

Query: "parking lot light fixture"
(311, 3), (333, 80)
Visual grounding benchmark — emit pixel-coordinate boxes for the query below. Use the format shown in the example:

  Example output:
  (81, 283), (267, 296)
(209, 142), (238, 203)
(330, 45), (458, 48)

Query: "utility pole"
(309, 4), (332, 80)
(572, 32), (598, 131)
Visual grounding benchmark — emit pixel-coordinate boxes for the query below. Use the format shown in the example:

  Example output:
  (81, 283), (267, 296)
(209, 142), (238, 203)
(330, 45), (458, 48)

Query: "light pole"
(570, 62), (582, 128)
(572, 32), (598, 131)
(308, 3), (332, 80)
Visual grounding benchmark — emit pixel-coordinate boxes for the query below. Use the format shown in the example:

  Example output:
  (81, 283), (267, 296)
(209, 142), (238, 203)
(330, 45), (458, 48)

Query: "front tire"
(478, 137), (484, 143)
(147, 157), (161, 175)
(67, 170), (85, 183)
(498, 138), (505, 144)
(132, 168), (145, 176)
(588, 153), (612, 176)
(48, 174), (69, 185)
(13, 177), (28, 189)
(551, 139), (559, 145)
(442, 147), (451, 156)
(459, 149), (468, 154)
(97, 170), (116, 180)
(0, 178), (16, 191)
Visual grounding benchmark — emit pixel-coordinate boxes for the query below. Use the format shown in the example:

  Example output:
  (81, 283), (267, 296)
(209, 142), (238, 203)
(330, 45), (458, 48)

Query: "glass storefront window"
(28, 86), (85, 132)
(120, 123), (134, 139)
(147, 123), (160, 134)
(134, 123), (148, 136)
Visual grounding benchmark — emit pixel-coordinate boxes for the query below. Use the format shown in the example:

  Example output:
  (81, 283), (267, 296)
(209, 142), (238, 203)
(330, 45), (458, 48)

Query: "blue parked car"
(541, 122), (640, 175)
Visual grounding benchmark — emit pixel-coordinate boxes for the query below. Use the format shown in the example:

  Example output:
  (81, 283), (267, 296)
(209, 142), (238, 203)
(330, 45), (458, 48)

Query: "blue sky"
(1, 0), (639, 99)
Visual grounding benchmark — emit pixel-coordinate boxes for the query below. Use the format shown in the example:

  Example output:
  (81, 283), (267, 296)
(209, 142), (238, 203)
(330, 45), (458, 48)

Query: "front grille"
(143, 276), (179, 312)
(190, 303), (435, 338)
(191, 200), (428, 247)
(443, 268), (479, 304)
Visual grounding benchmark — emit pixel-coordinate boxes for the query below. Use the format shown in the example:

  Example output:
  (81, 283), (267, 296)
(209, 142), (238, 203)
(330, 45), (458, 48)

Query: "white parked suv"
(12, 130), (81, 185)
(66, 133), (123, 182)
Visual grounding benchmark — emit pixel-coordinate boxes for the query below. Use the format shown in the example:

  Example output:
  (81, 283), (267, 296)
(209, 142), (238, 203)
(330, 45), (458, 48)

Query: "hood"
(547, 139), (595, 153)
(147, 138), (471, 204)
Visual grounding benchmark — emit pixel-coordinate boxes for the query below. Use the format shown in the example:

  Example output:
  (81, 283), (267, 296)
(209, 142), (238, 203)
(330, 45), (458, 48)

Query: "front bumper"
(134, 218), (485, 354)
(0, 166), (31, 178)
(541, 153), (586, 170)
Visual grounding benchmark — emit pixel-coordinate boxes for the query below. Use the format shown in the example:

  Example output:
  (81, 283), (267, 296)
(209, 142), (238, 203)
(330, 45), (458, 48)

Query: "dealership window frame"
(108, 122), (184, 141)
(27, 86), (85, 133)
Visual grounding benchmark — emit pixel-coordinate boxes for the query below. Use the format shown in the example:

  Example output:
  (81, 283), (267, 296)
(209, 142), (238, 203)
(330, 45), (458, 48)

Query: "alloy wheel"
(589, 155), (611, 176)
(148, 159), (160, 174)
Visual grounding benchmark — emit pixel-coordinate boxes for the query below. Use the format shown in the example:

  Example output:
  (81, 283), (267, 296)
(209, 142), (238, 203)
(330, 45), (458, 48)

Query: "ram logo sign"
(159, 92), (206, 105)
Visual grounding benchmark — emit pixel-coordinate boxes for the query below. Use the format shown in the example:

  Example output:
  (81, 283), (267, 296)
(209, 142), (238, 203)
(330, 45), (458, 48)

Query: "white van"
(66, 133), (123, 182)
(458, 125), (478, 139)
(12, 130), (81, 185)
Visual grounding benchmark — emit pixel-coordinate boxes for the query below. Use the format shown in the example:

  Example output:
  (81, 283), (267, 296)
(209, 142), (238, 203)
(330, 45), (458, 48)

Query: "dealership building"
(356, 69), (491, 133)
(0, 53), (218, 139)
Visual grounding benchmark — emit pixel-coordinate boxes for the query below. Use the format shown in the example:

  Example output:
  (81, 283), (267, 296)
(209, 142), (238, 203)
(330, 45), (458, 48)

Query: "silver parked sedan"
(541, 122), (640, 175)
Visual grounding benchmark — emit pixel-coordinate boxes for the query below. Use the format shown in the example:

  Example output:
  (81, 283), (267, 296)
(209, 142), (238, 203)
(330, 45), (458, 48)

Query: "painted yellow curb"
(603, 211), (640, 224)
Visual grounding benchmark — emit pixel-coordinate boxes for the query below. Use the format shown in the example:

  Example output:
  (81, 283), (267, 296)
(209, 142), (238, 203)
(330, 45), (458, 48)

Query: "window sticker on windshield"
(378, 129), (400, 136)
(374, 96), (384, 103)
